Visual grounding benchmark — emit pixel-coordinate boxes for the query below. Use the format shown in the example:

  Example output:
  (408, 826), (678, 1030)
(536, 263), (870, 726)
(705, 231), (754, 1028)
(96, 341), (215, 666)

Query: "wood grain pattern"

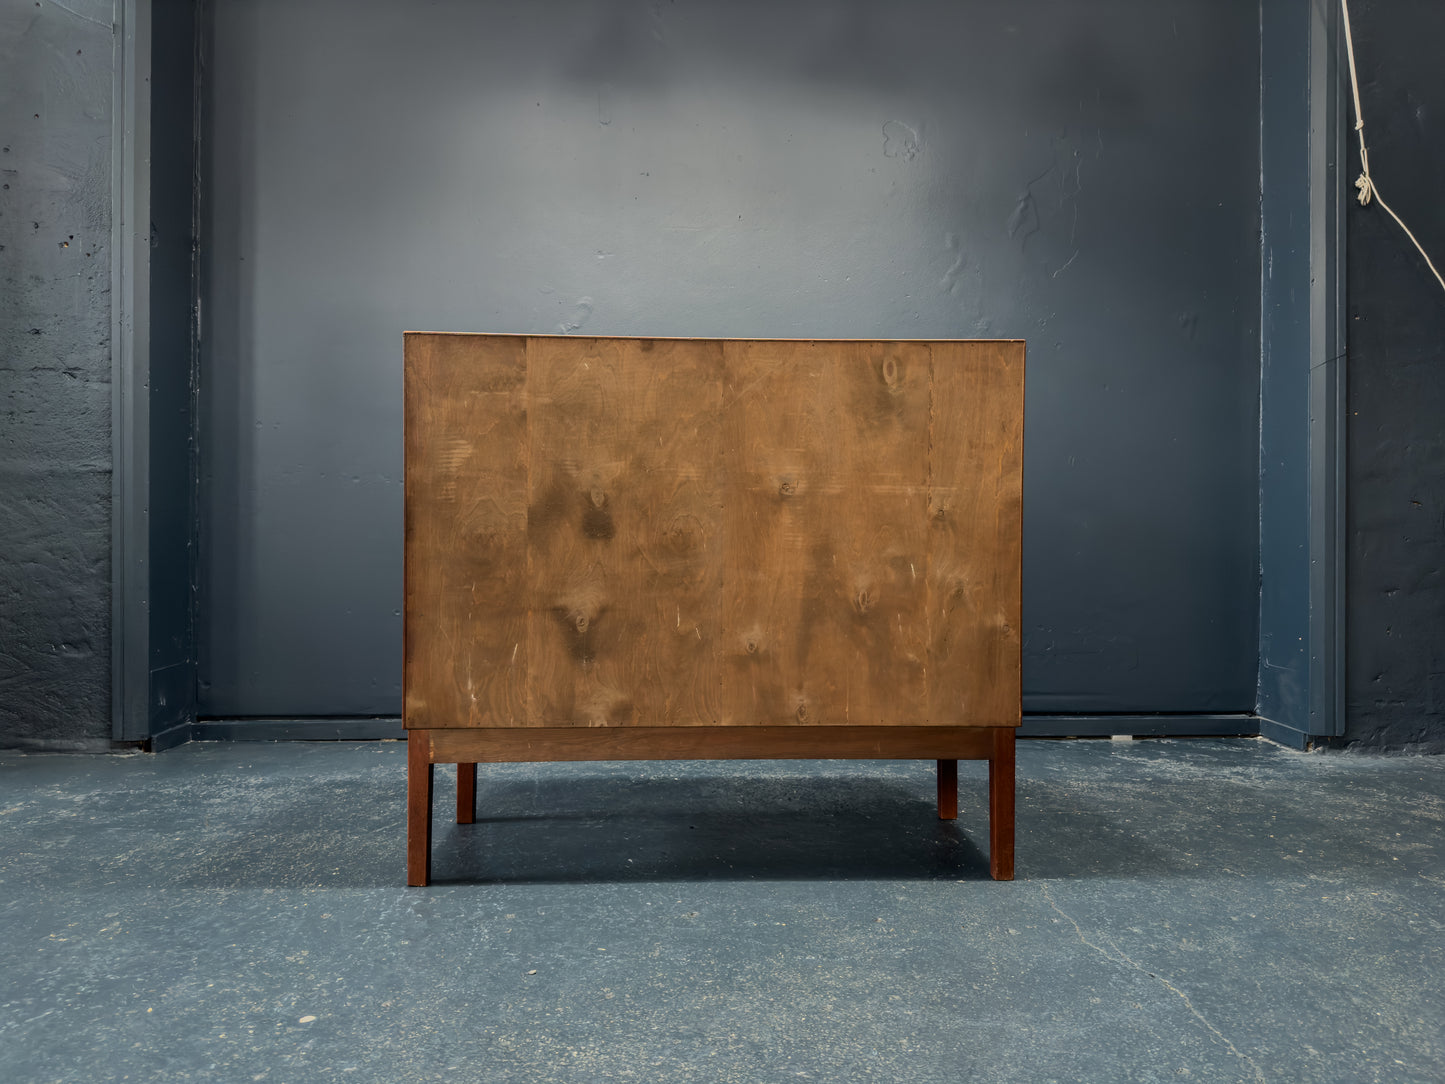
(403, 335), (1023, 732)
(427, 725), (1000, 764)
(524, 336), (725, 727)
(718, 341), (932, 727)
(927, 340), (1025, 727)
(404, 334), (529, 729)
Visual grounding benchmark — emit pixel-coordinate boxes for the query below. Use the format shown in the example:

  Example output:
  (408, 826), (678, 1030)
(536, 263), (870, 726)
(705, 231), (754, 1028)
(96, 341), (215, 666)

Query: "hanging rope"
(1340, 0), (1445, 297)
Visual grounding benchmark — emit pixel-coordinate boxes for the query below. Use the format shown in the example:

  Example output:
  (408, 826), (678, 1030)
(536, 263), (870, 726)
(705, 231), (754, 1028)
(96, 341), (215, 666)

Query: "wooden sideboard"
(404, 333), (1024, 883)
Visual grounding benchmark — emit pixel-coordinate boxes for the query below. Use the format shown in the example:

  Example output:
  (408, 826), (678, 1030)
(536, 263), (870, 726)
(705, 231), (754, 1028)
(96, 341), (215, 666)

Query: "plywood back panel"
(405, 334), (1022, 730)
(523, 336), (726, 727)
(404, 334), (529, 729)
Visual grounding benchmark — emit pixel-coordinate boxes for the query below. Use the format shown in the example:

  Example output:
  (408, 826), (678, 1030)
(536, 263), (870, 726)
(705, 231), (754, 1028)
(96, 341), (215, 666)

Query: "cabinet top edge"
(403, 331), (1025, 345)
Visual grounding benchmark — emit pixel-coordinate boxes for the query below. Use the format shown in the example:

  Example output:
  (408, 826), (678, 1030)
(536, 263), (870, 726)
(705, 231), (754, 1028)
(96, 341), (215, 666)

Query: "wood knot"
(745, 639), (758, 655)
(794, 702), (809, 722)
(778, 479), (797, 498)
(881, 355), (900, 388)
(574, 614), (589, 633)
(581, 489), (615, 539)
(664, 514), (703, 554)
(854, 587), (874, 615)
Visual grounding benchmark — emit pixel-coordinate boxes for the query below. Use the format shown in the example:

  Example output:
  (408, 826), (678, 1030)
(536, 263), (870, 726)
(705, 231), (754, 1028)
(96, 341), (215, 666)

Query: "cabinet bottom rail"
(406, 725), (1016, 884)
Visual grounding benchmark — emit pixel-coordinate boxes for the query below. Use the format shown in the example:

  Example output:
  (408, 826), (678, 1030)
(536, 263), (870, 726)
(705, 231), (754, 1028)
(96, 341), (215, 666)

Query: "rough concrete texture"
(1344, 0), (1445, 753)
(1, 738), (1441, 1083)
(0, 0), (115, 751)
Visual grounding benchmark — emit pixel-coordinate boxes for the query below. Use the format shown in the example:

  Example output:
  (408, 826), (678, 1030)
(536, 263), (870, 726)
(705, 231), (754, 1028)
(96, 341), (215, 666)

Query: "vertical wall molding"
(112, 0), (203, 744)
(1257, 0), (1346, 748)
(111, 0), (152, 742)
(1307, 1), (1347, 739)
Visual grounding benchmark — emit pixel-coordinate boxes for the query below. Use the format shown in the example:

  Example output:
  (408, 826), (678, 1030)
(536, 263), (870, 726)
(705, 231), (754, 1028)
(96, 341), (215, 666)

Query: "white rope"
(1340, 0), (1445, 297)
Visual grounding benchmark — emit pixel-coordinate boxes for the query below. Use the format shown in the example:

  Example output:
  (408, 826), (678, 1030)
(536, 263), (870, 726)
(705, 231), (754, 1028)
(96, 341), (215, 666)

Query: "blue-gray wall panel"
(147, 0), (199, 736)
(200, 0), (1262, 717)
(1257, 0), (1312, 733)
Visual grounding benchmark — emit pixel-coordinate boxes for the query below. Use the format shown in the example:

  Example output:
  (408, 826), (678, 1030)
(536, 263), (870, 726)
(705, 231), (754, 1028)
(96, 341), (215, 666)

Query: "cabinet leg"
(407, 733), (434, 886)
(457, 762), (477, 824)
(988, 729), (1015, 881)
(936, 759), (958, 820)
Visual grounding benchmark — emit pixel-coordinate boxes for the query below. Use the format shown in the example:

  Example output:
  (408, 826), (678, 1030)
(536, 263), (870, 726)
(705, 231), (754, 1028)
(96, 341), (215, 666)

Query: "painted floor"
(1, 738), (1441, 1083)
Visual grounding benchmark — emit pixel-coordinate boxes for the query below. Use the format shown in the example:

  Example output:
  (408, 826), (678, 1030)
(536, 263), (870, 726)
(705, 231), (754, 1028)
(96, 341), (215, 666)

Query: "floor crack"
(1039, 884), (1267, 1084)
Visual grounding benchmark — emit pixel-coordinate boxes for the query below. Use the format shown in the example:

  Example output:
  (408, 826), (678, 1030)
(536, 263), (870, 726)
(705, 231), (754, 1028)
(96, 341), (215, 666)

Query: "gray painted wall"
(200, 0), (1263, 720)
(1256, 0), (1313, 736)
(0, 0), (114, 751)
(16, 2), (1437, 752)
(1344, 0), (1445, 752)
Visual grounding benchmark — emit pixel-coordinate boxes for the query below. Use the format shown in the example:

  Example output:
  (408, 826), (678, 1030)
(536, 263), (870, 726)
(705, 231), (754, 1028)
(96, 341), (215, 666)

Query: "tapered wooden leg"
(988, 728), (1016, 881)
(456, 762), (476, 824)
(407, 733), (434, 887)
(936, 759), (958, 820)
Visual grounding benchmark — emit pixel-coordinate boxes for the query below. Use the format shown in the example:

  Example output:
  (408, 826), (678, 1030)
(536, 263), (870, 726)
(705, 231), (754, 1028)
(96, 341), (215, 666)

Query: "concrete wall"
(0, 0), (114, 751)
(1343, 0), (1445, 752)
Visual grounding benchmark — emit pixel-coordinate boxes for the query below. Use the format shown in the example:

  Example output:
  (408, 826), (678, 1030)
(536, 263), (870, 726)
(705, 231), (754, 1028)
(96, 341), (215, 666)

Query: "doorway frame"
(111, 0), (1347, 747)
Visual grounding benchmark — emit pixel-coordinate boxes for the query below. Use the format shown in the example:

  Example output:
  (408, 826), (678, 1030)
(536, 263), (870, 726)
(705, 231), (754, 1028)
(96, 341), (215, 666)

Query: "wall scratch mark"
(45, 0), (111, 31)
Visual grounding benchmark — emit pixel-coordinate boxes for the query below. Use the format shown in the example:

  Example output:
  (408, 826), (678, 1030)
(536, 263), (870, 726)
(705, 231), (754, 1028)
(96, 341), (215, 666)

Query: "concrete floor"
(0, 738), (1441, 1084)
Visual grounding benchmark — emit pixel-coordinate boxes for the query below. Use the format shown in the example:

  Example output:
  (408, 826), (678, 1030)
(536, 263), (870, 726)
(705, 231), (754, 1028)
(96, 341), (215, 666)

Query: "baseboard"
(1256, 716), (1313, 750)
(150, 713), (1258, 749)
(148, 717), (406, 750)
(1019, 713), (1260, 739)
(148, 720), (197, 752)
(191, 717), (406, 742)
(0, 736), (131, 754)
